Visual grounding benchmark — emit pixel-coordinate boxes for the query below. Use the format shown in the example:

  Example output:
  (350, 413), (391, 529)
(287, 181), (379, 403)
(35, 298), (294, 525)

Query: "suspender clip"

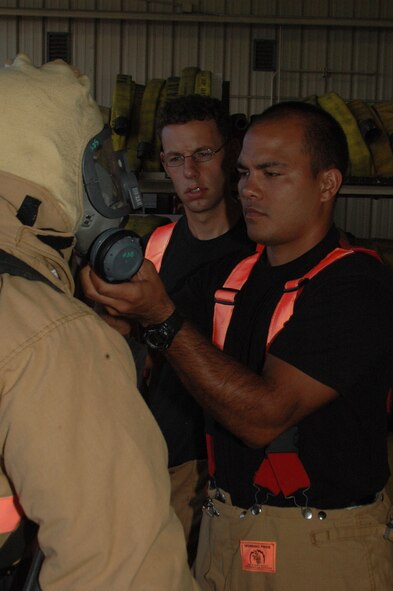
(282, 277), (309, 293)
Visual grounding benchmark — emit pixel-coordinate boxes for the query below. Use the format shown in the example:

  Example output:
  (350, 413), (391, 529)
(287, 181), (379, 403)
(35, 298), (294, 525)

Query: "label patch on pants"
(240, 540), (277, 573)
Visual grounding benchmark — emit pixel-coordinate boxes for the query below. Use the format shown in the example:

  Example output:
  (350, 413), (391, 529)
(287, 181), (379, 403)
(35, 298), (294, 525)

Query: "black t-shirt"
(141, 215), (255, 467)
(181, 226), (393, 509)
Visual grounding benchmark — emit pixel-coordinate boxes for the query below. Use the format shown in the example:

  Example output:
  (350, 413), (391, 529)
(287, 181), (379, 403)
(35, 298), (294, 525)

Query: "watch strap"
(143, 309), (184, 351)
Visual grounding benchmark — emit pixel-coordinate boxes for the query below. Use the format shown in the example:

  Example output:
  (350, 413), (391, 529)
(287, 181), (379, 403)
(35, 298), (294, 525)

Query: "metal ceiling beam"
(0, 7), (392, 29)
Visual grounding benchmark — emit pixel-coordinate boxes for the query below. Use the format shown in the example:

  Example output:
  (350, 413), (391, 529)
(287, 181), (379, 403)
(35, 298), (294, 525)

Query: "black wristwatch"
(143, 309), (184, 351)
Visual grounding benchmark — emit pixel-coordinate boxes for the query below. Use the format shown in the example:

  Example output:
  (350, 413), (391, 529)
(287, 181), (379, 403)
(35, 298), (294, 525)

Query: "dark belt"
(208, 483), (378, 511)
(349, 493), (378, 507)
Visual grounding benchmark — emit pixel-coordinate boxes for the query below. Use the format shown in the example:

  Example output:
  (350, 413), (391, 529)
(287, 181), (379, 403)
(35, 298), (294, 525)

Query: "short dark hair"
(156, 94), (231, 143)
(250, 101), (349, 177)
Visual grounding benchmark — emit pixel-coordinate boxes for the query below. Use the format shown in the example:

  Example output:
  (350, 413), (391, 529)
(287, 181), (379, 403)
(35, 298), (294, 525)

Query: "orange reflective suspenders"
(144, 222), (177, 272)
(209, 243), (381, 499)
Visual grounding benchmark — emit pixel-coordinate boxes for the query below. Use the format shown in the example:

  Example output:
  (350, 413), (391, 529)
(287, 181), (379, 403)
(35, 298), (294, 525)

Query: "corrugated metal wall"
(1, 0), (393, 238)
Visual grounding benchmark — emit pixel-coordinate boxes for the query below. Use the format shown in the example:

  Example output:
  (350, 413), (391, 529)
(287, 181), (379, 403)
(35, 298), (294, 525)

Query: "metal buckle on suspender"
(203, 480), (226, 518)
(202, 498), (220, 518)
(214, 488), (226, 503)
(282, 277), (309, 293)
(214, 287), (240, 305)
(250, 503), (262, 516)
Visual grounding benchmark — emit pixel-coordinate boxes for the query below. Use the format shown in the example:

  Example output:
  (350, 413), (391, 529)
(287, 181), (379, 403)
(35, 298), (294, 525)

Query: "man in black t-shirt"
(81, 102), (393, 591)
(139, 96), (255, 564)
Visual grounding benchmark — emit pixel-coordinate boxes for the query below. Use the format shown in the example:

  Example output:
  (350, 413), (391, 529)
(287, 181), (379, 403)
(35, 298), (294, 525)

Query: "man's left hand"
(79, 259), (175, 326)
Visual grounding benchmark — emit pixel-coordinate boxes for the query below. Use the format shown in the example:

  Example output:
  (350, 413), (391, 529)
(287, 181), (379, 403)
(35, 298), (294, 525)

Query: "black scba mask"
(76, 126), (144, 283)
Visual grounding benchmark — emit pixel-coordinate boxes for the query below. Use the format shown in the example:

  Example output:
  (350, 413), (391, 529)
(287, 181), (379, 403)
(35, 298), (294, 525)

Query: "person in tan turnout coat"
(0, 54), (199, 591)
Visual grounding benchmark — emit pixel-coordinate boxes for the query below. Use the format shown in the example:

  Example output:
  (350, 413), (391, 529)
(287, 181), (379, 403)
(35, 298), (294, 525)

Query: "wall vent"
(47, 32), (71, 63)
(253, 39), (276, 72)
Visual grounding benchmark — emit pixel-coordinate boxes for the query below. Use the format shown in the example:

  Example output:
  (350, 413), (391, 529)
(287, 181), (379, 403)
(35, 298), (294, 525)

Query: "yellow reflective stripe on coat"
(318, 92), (372, 176)
(0, 495), (22, 533)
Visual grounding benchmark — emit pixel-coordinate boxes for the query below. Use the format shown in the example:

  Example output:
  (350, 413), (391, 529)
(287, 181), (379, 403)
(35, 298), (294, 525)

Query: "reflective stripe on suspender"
(0, 496), (22, 534)
(209, 243), (381, 497)
(266, 248), (354, 346)
(212, 249), (264, 349)
(144, 221), (177, 273)
(206, 433), (216, 482)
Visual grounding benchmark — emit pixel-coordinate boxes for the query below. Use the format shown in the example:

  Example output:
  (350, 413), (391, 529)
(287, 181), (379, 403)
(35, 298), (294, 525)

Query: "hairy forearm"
(165, 321), (292, 448)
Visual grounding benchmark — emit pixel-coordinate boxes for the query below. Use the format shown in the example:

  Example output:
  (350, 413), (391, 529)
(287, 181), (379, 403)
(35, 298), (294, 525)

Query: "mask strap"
(37, 234), (74, 254)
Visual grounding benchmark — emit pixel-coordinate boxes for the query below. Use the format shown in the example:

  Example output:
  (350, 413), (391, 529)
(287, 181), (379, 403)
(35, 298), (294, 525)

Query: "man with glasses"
(140, 94), (255, 564)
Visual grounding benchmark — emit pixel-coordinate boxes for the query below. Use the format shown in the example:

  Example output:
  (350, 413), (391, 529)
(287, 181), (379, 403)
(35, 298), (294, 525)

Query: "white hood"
(0, 54), (104, 232)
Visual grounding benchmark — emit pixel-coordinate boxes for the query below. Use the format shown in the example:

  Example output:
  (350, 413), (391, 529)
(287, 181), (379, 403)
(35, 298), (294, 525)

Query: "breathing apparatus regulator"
(76, 126), (144, 283)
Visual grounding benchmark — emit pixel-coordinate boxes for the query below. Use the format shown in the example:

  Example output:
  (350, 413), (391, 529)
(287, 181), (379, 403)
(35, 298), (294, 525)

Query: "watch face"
(143, 310), (184, 351)
(145, 325), (172, 350)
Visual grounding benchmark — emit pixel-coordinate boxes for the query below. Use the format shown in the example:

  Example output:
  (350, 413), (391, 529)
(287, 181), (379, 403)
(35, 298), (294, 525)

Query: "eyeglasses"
(162, 142), (226, 167)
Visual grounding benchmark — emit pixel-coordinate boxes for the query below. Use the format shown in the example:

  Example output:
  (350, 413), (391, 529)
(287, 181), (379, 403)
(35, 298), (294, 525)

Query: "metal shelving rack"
(138, 172), (393, 203)
(339, 181), (393, 198)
